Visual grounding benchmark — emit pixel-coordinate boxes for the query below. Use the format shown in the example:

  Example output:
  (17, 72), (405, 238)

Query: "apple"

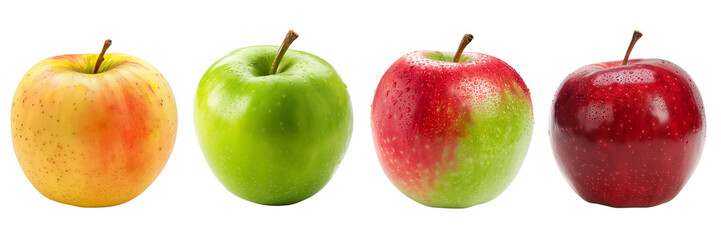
(11, 40), (178, 207)
(550, 31), (706, 207)
(194, 30), (353, 205)
(371, 34), (534, 208)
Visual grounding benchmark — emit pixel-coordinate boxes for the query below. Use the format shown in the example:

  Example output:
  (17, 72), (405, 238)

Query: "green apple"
(194, 31), (353, 205)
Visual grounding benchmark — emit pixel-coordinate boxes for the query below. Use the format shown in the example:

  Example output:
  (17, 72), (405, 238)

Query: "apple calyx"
(93, 39), (113, 74)
(453, 34), (474, 62)
(270, 30), (299, 75)
(622, 31), (643, 65)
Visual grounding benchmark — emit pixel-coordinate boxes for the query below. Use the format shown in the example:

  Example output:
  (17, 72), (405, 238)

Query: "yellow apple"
(11, 41), (177, 207)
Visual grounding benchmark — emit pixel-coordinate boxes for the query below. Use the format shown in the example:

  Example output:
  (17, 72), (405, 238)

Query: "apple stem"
(622, 31), (643, 65)
(270, 30), (299, 75)
(453, 34), (474, 62)
(93, 39), (112, 74)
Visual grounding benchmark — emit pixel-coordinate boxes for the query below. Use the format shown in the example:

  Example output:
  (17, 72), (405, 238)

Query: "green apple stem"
(622, 31), (643, 65)
(270, 30), (299, 75)
(453, 34), (474, 62)
(93, 39), (112, 74)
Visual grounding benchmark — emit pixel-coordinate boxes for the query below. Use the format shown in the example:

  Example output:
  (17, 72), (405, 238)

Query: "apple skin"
(11, 53), (178, 207)
(194, 46), (352, 205)
(371, 51), (533, 208)
(550, 59), (705, 207)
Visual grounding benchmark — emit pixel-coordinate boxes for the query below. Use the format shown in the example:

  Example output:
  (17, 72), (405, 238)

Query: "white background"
(1, 0), (718, 239)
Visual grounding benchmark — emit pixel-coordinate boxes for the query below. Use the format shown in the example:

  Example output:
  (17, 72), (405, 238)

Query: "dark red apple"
(550, 31), (706, 207)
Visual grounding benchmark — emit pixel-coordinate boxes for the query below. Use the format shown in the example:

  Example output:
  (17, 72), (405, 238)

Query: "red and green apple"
(371, 34), (534, 208)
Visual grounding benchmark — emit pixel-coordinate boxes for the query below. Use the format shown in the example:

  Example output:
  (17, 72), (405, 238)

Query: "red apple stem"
(93, 39), (112, 74)
(453, 34), (474, 62)
(622, 31), (643, 65)
(270, 30), (299, 75)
